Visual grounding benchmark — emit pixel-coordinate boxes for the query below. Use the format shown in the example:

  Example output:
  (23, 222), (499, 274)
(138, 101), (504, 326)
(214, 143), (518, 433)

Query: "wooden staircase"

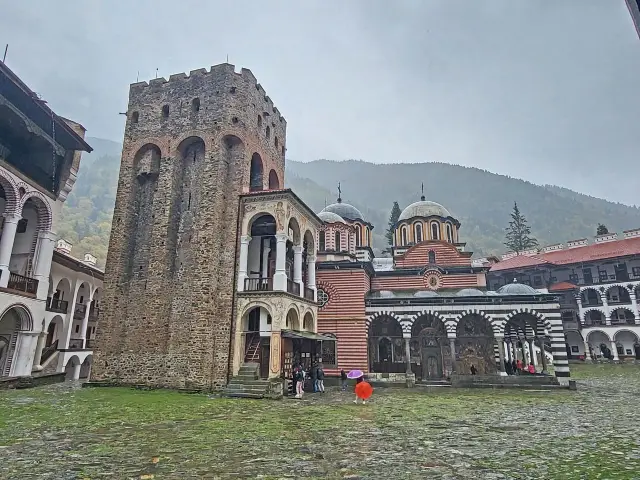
(244, 334), (261, 363)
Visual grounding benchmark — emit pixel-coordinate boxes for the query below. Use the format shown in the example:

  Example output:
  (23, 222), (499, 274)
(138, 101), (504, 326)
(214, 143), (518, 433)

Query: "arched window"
(162, 105), (169, 118)
(355, 225), (361, 247)
(319, 231), (326, 251)
(446, 223), (453, 243)
(414, 223), (423, 243)
(428, 250), (436, 264)
(268, 169), (280, 189)
(131, 111), (139, 123)
(249, 153), (263, 192)
(191, 98), (200, 112)
(334, 231), (341, 251)
(266, 125), (271, 139)
(431, 222), (440, 240)
(258, 115), (263, 127)
(401, 226), (408, 246)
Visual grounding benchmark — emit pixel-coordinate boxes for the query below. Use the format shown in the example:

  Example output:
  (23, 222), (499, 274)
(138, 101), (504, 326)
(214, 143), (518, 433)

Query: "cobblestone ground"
(1, 364), (639, 479)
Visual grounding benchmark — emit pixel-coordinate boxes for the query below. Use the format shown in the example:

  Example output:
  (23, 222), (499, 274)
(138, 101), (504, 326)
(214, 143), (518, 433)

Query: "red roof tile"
(490, 237), (640, 272)
(548, 281), (577, 292)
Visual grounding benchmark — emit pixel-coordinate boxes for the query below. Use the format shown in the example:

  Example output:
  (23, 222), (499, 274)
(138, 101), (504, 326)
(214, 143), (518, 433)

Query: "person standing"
(317, 364), (325, 393)
(311, 362), (319, 393)
(294, 364), (305, 399)
(340, 369), (347, 391)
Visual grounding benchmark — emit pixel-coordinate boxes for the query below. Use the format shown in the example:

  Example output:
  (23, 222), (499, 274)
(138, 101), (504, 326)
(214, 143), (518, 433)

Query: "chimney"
(83, 253), (97, 266)
(55, 239), (72, 254)
(542, 243), (564, 253)
(566, 238), (588, 249)
(623, 228), (640, 239)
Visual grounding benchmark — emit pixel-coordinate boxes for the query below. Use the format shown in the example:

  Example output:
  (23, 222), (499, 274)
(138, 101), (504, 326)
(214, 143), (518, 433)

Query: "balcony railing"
(85, 339), (94, 349)
(68, 339), (84, 349)
(287, 279), (300, 296)
(47, 297), (69, 314)
(89, 307), (100, 321)
(73, 304), (87, 320)
(7, 272), (38, 295)
(244, 277), (273, 292)
(304, 287), (315, 301)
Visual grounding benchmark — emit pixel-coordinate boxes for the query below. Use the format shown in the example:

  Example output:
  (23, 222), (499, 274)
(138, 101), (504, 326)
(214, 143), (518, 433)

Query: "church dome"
(322, 202), (364, 222)
(317, 211), (346, 224)
(497, 280), (539, 295)
(399, 200), (452, 221)
(456, 288), (485, 297)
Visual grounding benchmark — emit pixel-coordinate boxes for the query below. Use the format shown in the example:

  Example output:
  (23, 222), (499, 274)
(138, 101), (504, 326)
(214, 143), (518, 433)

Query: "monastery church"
(91, 63), (569, 393)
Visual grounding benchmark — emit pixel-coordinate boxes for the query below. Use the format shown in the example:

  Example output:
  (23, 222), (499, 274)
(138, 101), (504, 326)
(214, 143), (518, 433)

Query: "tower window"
(415, 223), (423, 243)
(355, 225), (361, 247)
(266, 126), (271, 139)
(162, 105), (169, 118)
(431, 222), (440, 240)
(191, 98), (200, 112)
(446, 223), (453, 243)
(319, 231), (326, 251)
(275, 136), (279, 148)
(281, 145), (285, 156)
(428, 250), (436, 264)
(334, 231), (341, 251)
(131, 111), (139, 123)
(401, 226), (408, 246)
(258, 115), (263, 127)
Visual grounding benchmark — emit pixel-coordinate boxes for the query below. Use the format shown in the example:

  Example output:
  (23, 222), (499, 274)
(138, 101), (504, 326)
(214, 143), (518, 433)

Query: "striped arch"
(365, 311), (401, 331)
(0, 171), (19, 217)
(453, 309), (499, 335)
(504, 308), (549, 336)
(19, 190), (53, 231)
(610, 306), (637, 318)
(582, 307), (606, 322)
(603, 283), (628, 294)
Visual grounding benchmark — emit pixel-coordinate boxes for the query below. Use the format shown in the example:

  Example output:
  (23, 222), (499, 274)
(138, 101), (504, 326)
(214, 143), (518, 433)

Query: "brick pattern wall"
(395, 242), (472, 268)
(92, 64), (285, 390)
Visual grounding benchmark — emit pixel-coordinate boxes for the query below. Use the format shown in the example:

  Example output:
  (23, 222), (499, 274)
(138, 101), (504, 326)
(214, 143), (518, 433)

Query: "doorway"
(419, 336), (443, 379)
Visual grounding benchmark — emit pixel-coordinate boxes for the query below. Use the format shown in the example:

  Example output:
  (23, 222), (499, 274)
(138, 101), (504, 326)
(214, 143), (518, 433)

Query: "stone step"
(234, 374), (259, 382)
(226, 383), (269, 391)
(228, 380), (270, 387)
(223, 391), (265, 399)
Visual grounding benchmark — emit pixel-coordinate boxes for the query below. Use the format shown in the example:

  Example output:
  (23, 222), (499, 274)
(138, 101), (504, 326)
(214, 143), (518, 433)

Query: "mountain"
(57, 138), (640, 266)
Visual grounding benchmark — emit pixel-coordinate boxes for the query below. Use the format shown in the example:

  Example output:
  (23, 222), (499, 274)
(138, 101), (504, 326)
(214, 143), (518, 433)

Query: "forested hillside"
(58, 138), (640, 267)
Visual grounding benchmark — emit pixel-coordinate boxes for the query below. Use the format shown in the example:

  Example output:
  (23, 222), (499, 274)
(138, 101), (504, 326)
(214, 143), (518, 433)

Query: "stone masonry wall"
(92, 63), (286, 390)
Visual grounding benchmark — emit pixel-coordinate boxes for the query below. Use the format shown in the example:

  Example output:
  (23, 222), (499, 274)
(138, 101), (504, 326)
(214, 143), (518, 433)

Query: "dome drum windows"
(401, 226), (408, 246)
(430, 222), (440, 241)
(446, 223), (454, 243)
(414, 223), (423, 243)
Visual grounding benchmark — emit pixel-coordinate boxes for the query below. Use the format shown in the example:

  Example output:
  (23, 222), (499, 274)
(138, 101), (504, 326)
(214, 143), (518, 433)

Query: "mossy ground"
(1, 364), (639, 479)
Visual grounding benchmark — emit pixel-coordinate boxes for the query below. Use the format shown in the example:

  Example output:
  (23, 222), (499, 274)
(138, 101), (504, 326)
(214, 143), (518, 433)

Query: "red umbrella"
(355, 381), (373, 400)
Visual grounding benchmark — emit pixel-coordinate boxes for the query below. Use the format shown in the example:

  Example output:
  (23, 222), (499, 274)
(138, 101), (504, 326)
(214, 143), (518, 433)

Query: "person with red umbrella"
(347, 370), (373, 405)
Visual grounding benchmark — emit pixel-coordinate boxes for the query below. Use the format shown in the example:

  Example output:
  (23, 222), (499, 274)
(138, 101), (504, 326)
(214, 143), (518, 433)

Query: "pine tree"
(597, 224), (609, 235)
(504, 202), (538, 253)
(385, 201), (401, 247)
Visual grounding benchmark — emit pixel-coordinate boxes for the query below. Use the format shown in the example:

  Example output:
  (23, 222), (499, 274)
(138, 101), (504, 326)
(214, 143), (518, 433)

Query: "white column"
(584, 341), (592, 361)
(273, 233), (288, 291)
(80, 292), (94, 348)
(528, 339), (537, 367)
(0, 214), (21, 288)
(307, 255), (317, 301)
(59, 281), (79, 350)
(601, 292), (611, 325)
(32, 331), (47, 371)
(293, 245), (303, 294)
(72, 362), (81, 380)
(611, 341), (620, 362)
(237, 235), (251, 291)
(403, 332), (412, 374)
(33, 230), (56, 299)
(630, 291), (639, 325)
(496, 336), (507, 376)
(576, 294), (584, 326)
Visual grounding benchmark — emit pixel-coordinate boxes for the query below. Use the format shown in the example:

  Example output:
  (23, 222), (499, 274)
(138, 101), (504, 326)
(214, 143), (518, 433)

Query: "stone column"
(0, 214), (20, 288)
(601, 293), (611, 325)
(584, 341), (592, 361)
(630, 291), (639, 325)
(293, 245), (303, 294)
(528, 339), (537, 367)
(268, 330), (282, 379)
(506, 341), (513, 362)
(237, 235), (251, 291)
(576, 294), (584, 326)
(273, 233), (288, 291)
(538, 337), (549, 374)
(448, 336), (457, 374)
(58, 281), (80, 352)
(520, 342), (528, 363)
(307, 255), (316, 301)
(33, 230), (56, 299)
(611, 340), (620, 362)
(403, 334), (412, 374)
(32, 331), (47, 371)
(72, 362), (81, 381)
(496, 336), (507, 376)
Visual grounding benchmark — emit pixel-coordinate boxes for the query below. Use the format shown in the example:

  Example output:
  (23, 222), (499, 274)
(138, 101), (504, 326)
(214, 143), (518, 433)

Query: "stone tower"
(92, 64), (286, 390)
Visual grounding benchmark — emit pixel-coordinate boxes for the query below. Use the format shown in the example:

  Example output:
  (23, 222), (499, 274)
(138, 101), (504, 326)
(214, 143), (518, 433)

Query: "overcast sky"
(2, 0), (639, 205)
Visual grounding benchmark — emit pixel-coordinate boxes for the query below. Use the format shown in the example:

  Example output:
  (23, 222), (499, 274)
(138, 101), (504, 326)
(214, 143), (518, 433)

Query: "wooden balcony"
(287, 279), (300, 296)
(47, 297), (69, 314)
(304, 286), (315, 301)
(7, 272), (38, 296)
(73, 304), (87, 320)
(244, 277), (273, 292)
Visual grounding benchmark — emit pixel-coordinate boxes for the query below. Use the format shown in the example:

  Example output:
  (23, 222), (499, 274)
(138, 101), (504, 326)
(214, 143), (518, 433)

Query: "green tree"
(597, 224), (609, 235)
(504, 202), (538, 253)
(385, 201), (401, 247)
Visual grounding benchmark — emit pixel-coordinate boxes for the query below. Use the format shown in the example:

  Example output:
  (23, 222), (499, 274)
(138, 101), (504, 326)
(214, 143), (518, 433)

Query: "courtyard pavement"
(1, 364), (639, 479)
